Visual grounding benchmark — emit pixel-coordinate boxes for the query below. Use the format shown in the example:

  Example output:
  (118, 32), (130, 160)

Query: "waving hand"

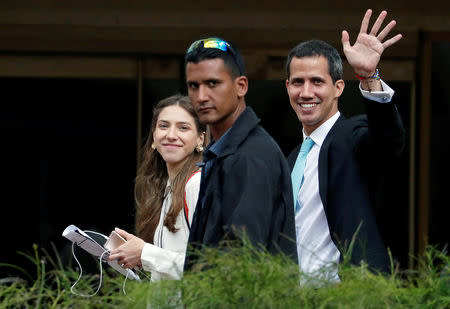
(342, 9), (402, 77)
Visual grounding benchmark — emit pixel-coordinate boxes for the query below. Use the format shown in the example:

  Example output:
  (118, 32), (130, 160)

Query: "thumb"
(341, 30), (350, 50)
(114, 227), (132, 240)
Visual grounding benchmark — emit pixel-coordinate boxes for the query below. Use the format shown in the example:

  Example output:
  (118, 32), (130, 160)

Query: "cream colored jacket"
(140, 171), (200, 281)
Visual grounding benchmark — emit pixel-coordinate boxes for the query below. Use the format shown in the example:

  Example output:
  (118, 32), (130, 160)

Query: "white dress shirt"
(140, 171), (200, 281)
(295, 80), (394, 284)
(296, 112), (341, 284)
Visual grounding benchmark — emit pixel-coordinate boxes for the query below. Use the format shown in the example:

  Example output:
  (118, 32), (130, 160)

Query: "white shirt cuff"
(359, 79), (395, 103)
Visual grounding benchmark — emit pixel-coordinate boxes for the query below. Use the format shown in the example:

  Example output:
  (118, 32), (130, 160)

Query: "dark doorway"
(430, 42), (450, 251)
(0, 78), (137, 277)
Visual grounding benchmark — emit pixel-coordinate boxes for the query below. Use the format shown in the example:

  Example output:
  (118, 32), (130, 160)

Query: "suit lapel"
(318, 115), (345, 212)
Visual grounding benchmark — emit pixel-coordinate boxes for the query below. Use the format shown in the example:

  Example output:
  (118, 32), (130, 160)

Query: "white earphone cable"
(69, 229), (147, 298)
(70, 242), (107, 297)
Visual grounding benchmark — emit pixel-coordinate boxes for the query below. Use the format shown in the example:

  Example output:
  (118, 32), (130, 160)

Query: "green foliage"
(1, 243), (449, 308)
(0, 244), (129, 308)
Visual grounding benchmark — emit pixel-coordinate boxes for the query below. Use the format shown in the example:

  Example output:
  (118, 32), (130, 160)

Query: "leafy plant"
(1, 242), (449, 308)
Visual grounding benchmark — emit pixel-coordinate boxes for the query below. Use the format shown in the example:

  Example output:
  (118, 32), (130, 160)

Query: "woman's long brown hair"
(135, 95), (206, 243)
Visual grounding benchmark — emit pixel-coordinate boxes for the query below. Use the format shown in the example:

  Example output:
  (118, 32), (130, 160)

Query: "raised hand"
(342, 9), (402, 77)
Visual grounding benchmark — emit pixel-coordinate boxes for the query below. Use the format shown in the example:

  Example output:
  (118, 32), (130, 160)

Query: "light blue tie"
(291, 137), (315, 214)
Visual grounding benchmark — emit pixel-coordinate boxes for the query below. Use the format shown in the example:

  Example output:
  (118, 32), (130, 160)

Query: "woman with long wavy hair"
(108, 94), (206, 281)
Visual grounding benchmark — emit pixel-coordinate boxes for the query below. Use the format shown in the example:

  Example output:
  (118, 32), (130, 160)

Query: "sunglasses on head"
(187, 38), (232, 53)
(186, 37), (242, 75)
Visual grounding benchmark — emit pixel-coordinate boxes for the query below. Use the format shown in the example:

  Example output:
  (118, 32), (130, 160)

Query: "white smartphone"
(104, 230), (126, 251)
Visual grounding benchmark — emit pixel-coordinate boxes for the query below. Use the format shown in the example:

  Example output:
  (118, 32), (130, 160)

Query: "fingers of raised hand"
(377, 20), (396, 42)
(360, 9), (402, 47)
(382, 33), (403, 49)
(359, 9), (373, 34)
(370, 10), (387, 35)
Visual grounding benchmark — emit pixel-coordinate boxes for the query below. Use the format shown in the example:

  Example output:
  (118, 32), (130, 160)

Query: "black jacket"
(287, 99), (405, 273)
(185, 107), (298, 270)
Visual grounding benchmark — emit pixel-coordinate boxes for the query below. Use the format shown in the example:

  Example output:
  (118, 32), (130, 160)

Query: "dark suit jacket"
(185, 107), (298, 270)
(287, 99), (405, 273)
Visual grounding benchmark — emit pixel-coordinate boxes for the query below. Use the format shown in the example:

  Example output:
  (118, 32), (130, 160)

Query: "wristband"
(355, 69), (380, 81)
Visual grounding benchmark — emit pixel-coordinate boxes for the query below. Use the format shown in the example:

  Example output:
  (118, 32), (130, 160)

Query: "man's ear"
(334, 79), (345, 99)
(235, 76), (248, 97)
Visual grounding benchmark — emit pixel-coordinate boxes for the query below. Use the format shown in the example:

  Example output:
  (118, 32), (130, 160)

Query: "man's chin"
(198, 115), (217, 125)
(298, 115), (318, 125)
(299, 117), (321, 128)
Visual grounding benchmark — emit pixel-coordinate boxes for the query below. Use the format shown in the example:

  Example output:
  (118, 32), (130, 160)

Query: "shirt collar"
(209, 127), (232, 156)
(164, 179), (172, 197)
(204, 106), (260, 159)
(201, 126), (232, 163)
(302, 111), (340, 147)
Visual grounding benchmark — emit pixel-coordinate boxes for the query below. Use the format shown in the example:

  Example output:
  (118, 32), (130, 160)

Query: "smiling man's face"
(286, 55), (344, 135)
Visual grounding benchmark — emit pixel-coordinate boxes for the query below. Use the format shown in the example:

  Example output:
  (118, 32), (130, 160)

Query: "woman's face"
(153, 105), (204, 171)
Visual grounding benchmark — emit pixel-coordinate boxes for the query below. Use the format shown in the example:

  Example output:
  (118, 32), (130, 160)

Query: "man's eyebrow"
(290, 75), (326, 81)
(312, 76), (326, 81)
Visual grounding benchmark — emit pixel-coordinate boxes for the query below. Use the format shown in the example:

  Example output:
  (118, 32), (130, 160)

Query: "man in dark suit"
(285, 9), (405, 282)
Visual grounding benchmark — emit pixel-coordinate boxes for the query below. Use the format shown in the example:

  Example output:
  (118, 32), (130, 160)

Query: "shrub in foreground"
(1, 243), (449, 308)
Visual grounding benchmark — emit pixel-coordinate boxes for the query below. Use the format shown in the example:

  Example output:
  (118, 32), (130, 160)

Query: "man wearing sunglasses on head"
(184, 37), (298, 270)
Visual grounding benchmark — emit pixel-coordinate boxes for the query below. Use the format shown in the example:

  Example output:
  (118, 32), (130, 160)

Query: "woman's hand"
(107, 228), (145, 269)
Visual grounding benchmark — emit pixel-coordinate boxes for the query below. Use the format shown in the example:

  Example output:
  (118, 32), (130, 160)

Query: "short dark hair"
(185, 37), (246, 79)
(286, 40), (343, 83)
